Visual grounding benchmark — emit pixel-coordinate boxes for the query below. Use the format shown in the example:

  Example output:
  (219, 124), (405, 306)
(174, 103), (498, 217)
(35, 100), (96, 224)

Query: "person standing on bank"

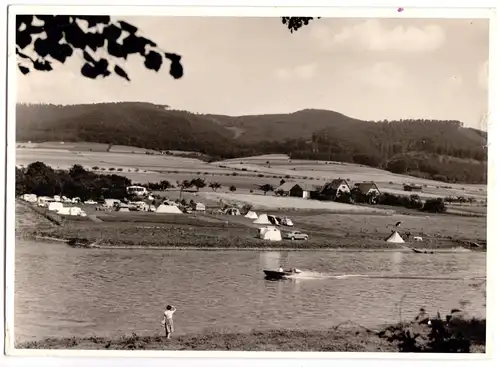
(161, 305), (176, 339)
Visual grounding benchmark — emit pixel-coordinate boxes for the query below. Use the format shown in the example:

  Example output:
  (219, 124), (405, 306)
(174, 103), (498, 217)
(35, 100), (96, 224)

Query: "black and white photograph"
(5, 5), (492, 357)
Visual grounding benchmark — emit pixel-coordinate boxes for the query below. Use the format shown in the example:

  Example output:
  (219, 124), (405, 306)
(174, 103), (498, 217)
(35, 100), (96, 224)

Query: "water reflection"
(391, 251), (403, 274)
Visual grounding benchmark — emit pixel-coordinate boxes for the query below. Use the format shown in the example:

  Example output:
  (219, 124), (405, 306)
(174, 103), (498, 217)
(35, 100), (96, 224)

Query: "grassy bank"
(17, 201), (486, 251)
(17, 313), (486, 352)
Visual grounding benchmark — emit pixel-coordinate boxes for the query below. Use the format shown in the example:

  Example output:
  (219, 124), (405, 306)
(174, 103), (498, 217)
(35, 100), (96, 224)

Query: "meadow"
(16, 143), (487, 201)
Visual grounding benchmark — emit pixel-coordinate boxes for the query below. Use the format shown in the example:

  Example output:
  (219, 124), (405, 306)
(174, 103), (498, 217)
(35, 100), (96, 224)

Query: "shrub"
(422, 198), (447, 213)
(229, 185), (236, 192)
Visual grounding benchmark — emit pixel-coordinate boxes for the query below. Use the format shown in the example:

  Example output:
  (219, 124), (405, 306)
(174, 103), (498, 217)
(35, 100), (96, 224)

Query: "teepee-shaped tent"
(385, 231), (405, 244)
(253, 213), (271, 225)
(245, 210), (258, 219)
(156, 204), (183, 214)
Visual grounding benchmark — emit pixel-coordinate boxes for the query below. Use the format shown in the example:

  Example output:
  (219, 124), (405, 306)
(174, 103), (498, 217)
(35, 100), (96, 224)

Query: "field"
(16, 144), (487, 200)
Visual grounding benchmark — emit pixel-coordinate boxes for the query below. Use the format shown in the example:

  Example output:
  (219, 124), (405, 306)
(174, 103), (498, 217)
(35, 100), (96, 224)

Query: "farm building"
(403, 184), (423, 192)
(352, 181), (381, 204)
(275, 182), (296, 196)
(319, 179), (351, 200)
(289, 183), (322, 199)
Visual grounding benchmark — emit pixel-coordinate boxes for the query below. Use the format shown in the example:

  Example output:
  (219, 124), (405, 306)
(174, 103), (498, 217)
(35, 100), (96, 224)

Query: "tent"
(253, 214), (271, 225)
(193, 202), (206, 211)
(259, 226), (282, 241)
(156, 204), (183, 214)
(69, 207), (82, 216)
(48, 202), (64, 212)
(58, 207), (71, 215)
(385, 231), (405, 244)
(245, 210), (258, 219)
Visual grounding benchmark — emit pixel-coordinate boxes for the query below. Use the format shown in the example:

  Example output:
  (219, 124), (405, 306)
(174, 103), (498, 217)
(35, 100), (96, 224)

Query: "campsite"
(15, 144), (486, 252)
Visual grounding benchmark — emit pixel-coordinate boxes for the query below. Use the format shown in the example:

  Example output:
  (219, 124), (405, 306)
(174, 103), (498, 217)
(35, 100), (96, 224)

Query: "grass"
(16, 316), (486, 352)
(17, 199), (486, 250)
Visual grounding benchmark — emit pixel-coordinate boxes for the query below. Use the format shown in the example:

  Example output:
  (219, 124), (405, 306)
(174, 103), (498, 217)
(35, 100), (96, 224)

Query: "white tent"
(244, 210), (258, 219)
(194, 202), (206, 211)
(48, 202), (64, 212)
(69, 207), (82, 216)
(259, 226), (282, 241)
(254, 214), (271, 225)
(21, 194), (37, 203)
(385, 231), (405, 244)
(58, 207), (71, 215)
(156, 204), (183, 214)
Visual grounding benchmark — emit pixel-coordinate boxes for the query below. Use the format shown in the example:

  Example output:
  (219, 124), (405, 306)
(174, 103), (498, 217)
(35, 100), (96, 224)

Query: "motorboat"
(263, 268), (302, 280)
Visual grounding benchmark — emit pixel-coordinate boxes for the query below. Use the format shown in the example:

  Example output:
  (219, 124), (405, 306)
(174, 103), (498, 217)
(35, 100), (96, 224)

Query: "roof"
(291, 182), (323, 192)
(354, 181), (380, 194)
(276, 182), (296, 192)
(321, 179), (349, 191)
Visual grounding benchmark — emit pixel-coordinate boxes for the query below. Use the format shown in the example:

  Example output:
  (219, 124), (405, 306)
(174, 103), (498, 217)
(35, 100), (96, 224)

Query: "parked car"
(283, 231), (309, 241)
(84, 199), (98, 205)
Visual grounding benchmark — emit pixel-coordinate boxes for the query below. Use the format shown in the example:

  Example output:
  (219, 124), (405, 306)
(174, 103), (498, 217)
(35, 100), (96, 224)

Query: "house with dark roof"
(352, 181), (381, 204)
(319, 179), (351, 200)
(289, 183), (323, 199)
(275, 181), (296, 196)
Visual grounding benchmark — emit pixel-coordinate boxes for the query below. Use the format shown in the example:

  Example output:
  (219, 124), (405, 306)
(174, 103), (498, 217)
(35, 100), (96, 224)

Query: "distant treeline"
(16, 162), (131, 200)
(16, 103), (487, 184)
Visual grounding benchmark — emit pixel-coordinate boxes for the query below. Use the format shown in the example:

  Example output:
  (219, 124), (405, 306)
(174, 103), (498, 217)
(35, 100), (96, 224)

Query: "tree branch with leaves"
(16, 15), (318, 80)
(16, 15), (183, 81)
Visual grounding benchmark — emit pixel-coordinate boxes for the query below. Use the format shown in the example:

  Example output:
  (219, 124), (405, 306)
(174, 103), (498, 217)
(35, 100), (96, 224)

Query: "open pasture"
(200, 192), (393, 214)
(16, 148), (487, 200)
(217, 155), (487, 199)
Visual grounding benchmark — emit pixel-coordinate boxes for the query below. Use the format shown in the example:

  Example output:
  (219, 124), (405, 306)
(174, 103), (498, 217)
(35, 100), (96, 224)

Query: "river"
(14, 240), (486, 342)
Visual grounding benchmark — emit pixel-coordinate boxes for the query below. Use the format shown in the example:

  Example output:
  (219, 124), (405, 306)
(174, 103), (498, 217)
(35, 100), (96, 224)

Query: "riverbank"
(16, 315), (486, 352)
(17, 201), (486, 251)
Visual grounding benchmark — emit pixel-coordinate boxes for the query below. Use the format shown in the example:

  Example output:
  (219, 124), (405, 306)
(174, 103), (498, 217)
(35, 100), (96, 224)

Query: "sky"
(16, 16), (490, 130)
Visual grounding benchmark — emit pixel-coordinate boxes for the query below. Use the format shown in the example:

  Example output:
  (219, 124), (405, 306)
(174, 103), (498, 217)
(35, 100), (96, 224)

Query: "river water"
(14, 240), (486, 342)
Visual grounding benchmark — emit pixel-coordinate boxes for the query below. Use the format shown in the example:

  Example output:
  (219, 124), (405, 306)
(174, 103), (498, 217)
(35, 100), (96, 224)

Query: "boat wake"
(286, 271), (485, 282)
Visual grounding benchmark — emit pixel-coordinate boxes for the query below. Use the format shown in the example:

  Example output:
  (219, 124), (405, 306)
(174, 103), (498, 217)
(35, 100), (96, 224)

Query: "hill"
(16, 103), (487, 184)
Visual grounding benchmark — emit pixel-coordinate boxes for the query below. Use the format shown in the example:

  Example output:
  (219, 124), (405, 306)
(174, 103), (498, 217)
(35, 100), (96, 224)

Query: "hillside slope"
(16, 103), (487, 184)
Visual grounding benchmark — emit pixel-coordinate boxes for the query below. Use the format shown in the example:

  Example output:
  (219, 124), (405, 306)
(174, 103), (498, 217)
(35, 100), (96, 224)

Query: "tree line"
(16, 162), (132, 201)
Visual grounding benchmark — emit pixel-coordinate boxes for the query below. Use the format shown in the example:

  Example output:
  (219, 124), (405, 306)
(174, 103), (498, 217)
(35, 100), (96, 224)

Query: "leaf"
(34, 38), (50, 57)
(49, 43), (73, 63)
(102, 24), (122, 41)
(107, 40), (127, 59)
(87, 32), (106, 52)
(114, 65), (130, 81)
(16, 31), (32, 49)
(18, 64), (30, 74)
(164, 53), (183, 79)
(63, 22), (87, 49)
(81, 62), (98, 79)
(118, 21), (138, 34)
(33, 60), (53, 71)
(143, 50), (162, 71)
(83, 50), (96, 63)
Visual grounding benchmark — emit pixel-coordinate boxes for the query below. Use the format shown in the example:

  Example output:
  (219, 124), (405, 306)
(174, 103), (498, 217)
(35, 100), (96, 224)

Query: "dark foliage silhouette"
(379, 308), (485, 353)
(16, 162), (131, 200)
(16, 16), (316, 80)
(281, 17), (320, 33)
(16, 15), (183, 81)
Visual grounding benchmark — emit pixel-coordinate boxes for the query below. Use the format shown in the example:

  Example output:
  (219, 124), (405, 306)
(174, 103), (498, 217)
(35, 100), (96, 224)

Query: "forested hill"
(16, 103), (487, 184)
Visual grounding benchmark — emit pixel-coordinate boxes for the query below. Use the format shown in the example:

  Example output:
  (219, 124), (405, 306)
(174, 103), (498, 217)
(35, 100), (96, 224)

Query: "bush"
(229, 185), (236, 192)
(379, 308), (485, 353)
(422, 198), (447, 213)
